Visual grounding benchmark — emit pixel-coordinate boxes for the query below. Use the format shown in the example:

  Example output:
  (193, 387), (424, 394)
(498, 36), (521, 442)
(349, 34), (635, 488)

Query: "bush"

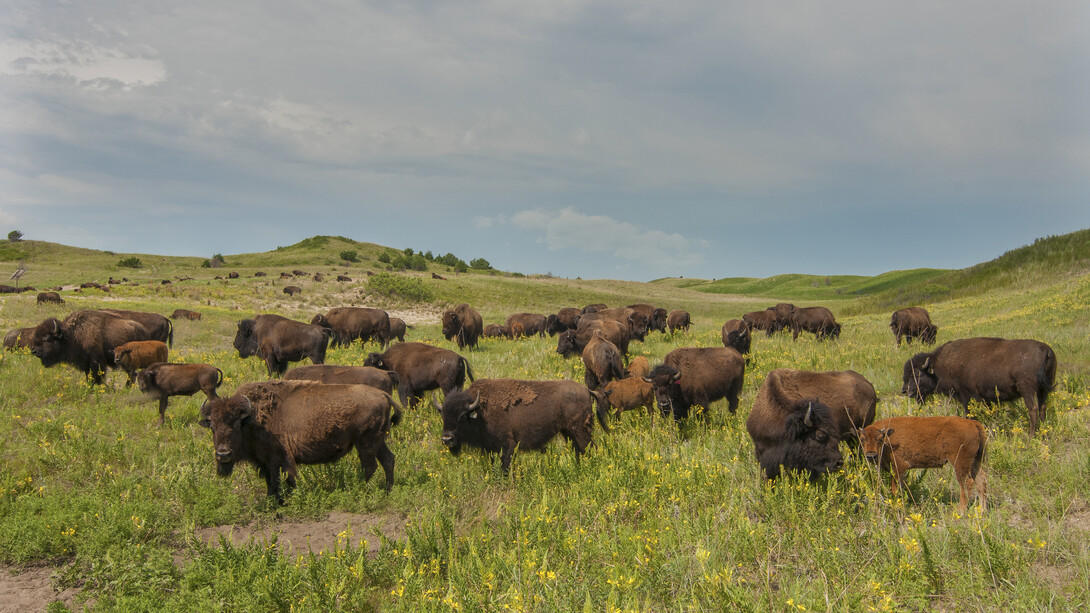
(340, 250), (360, 263)
(377, 252), (392, 264)
(7, 230), (23, 242)
(366, 272), (434, 302)
(117, 257), (143, 269)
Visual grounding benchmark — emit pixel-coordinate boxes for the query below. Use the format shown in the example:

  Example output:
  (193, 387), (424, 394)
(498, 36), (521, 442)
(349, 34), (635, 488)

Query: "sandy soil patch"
(0, 565), (85, 613)
(190, 510), (407, 558)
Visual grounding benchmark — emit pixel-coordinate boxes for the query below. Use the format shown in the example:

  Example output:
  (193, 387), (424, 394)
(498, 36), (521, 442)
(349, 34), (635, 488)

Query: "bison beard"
(754, 399), (843, 480)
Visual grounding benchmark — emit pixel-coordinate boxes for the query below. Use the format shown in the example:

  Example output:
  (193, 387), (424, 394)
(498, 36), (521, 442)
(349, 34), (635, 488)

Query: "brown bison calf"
(137, 362), (223, 425)
(855, 416), (987, 512)
(625, 355), (651, 379)
(603, 377), (655, 419)
(112, 340), (169, 387)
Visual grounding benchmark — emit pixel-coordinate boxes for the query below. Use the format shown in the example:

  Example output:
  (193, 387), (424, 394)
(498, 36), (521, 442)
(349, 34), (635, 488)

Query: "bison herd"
(5, 294), (1058, 513)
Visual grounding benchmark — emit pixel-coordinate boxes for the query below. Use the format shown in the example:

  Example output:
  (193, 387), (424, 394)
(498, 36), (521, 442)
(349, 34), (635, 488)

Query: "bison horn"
(468, 393), (481, 410)
(671, 371), (682, 383)
(430, 393), (443, 413)
(52, 319), (60, 334)
(804, 402), (814, 428)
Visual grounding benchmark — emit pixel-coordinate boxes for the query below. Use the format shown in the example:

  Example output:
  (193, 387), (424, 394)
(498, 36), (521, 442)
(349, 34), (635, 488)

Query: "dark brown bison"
(280, 272), (293, 279)
(170, 309), (201, 321)
(483, 324), (509, 339)
(336, 274), (352, 282)
(754, 369), (877, 445)
(545, 307), (582, 335)
(4, 327), (35, 351)
(283, 285), (302, 296)
(505, 313), (547, 338)
(890, 307), (937, 346)
(720, 319), (751, 355)
(627, 304), (669, 334)
(442, 303), (483, 350)
(29, 310), (151, 384)
(292, 270), (307, 277)
(388, 317), (409, 342)
(742, 310), (779, 337)
(855, 416), (987, 512)
(228, 272), (240, 279)
(254, 272), (267, 277)
(199, 381), (399, 503)
(579, 307), (650, 341)
(746, 397), (844, 480)
(581, 303), (608, 314)
(112, 340), (169, 387)
(667, 310), (691, 334)
(901, 337), (1057, 435)
(581, 332), (625, 391)
(233, 314), (330, 377)
(312, 273), (324, 282)
(646, 347), (745, 421)
(556, 319), (632, 357)
(283, 364), (398, 395)
(102, 309), (174, 347)
(136, 362), (223, 425)
(791, 306), (840, 341)
(311, 307), (391, 349)
(436, 378), (609, 474)
(770, 303), (796, 333)
(364, 342), (474, 410)
(36, 291), (64, 306)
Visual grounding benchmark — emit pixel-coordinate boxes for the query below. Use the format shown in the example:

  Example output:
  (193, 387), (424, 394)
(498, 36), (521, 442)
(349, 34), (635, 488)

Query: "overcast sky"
(2, 1), (1088, 281)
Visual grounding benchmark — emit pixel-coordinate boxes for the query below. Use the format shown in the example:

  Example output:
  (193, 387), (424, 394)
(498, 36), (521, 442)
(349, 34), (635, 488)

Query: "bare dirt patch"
(0, 565), (85, 613)
(190, 511), (407, 559)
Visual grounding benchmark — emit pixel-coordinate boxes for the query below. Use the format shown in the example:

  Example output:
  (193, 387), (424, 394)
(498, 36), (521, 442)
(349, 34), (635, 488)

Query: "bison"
(436, 378), (609, 474)
(890, 307), (937, 346)
(199, 380), (400, 503)
(770, 303), (796, 334)
(483, 324), (509, 339)
(901, 337), (1057, 435)
(545, 307), (582, 335)
(753, 369), (877, 446)
(742, 310), (779, 337)
(602, 377), (655, 419)
(233, 314), (329, 377)
(746, 397), (844, 480)
(136, 362), (223, 425)
(283, 285), (302, 296)
(112, 340), (169, 387)
(556, 319), (632, 358)
(442, 303), (484, 350)
(283, 364), (398, 395)
(388, 317), (409, 343)
(170, 309), (202, 321)
(102, 309), (174, 347)
(36, 291), (64, 306)
(627, 304), (669, 334)
(364, 342), (474, 410)
(790, 306), (840, 341)
(311, 307), (391, 349)
(667, 310), (691, 334)
(336, 274), (352, 282)
(720, 319), (751, 355)
(646, 347), (745, 421)
(505, 313), (547, 338)
(579, 307), (650, 341)
(581, 332), (625, 391)
(855, 416), (987, 512)
(625, 355), (651, 379)
(28, 310), (151, 384)
(4, 327), (35, 351)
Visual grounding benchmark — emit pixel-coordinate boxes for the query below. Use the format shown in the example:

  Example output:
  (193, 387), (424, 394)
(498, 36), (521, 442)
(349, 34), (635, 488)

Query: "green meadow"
(0, 232), (1088, 611)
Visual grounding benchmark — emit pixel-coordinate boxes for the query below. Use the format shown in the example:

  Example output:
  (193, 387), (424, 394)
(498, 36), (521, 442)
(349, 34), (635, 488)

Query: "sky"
(2, 1), (1088, 281)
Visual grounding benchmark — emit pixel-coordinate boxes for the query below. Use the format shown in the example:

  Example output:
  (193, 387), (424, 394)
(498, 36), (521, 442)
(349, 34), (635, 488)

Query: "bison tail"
(215, 367), (225, 387)
(461, 357), (475, 382)
(166, 320), (174, 348)
(591, 391), (611, 434)
(389, 397), (403, 428)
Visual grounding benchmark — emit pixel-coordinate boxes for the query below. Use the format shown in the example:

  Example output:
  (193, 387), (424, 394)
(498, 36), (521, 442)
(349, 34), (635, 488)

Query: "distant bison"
(228, 272), (240, 279)
(388, 317), (409, 343)
(545, 308), (582, 335)
(667, 310), (691, 334)
(112, 340), (169, 387)
(647, 347), (745, 421)
(483, 324), (509, 339)
(720, 319), (751, 355)
(200, 381), (400, 503)
(627, 304), (669, 334)
(284, 364), (398, 395)
(437, 378), (609, 474)
(311, 307), (390, 349)
(791, 306), (840, 341)
(312, 273), (324, 282)
(580, 307), (650, 341)
(770, 303), (796, 333)
(233, 314), (330, 377)
(505, 313), (547, 338)
(901, 337), (1056, 435)
(137, 362), (223, 426)
(364, 342), (474, 410)
(442, 303), (484, 350)
(742, 310), (778, 337)
(336, 275), (352, 282)
(36, 292), (64, 306)
(890, 307), (937, 346)
(855, 416), (987, 512)
(254, 272), (267, 277)
(283, 285), (302, 297)
(29, 310), (151, 384)
(170, 309), (202, 321)
(556, 319), (632, 357)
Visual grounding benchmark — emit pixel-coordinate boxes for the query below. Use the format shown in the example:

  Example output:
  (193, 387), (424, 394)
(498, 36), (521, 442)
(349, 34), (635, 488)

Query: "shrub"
(366, 272), (434, 302)
(340, 250), (360, 263)
(7, 230), (23, 242)
(117, 257), (143, 269)
(377, 252), (392, 264)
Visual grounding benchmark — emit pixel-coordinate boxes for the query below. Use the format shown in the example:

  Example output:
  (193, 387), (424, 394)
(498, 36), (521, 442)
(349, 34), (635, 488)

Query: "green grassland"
(0, 232), (1088, 611)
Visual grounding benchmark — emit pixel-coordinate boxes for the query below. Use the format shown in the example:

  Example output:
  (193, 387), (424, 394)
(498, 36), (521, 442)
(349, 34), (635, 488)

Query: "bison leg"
(157, 396), (169, 426)
(1022, 388), (1042, 436)
(357, 442), (379, 481)
(500, 445), (515, 474)
(377, 441), (395, 492)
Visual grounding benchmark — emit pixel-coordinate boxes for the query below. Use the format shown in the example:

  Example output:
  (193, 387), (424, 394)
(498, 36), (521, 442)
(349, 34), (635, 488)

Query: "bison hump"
(478, 379), (539, 410)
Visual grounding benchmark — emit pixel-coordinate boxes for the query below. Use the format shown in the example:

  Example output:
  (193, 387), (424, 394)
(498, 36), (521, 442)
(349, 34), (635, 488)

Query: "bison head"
(362, 352), (385, 369)
(758, 399), (843, 480)
(233, 319), (258, 358)
(921, 324), (938, 345)
(650, 308), (669, 333)
(646, 364), (683, 419)
(544, 314), (563, 336)
(200, 395), (255, 477)
(854, 424), (895, 465)
(436, 390), (481, 455)
(29, 317), (67, 367)
(901, 353), (938, 402)
(310, 313), (330, 328)
(556, 331), (579, 357)
(441, 311), (460, 341)
(627, 312), (650, 341)
(136, 367), (156, 393)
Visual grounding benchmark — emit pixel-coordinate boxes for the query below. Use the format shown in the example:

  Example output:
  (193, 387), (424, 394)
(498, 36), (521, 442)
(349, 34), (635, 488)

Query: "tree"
(469, 257), (492, 270)
(340, 250), (360, 263)
(7, 230), (23, 242)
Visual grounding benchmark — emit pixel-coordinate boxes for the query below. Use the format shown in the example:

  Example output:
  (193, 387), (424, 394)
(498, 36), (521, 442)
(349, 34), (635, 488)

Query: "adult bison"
(545, 307), (582, 335)
(436, 378), (609, 474)
(102, 309), (173, 347)
(136, 362), (223, 426)
(283, 285), (302, 297)
(746, 397), (844, 480)
(442, 303), (483, 350)
(579, 307), (650, 341)
(720, 319), (751, 355)
(581, 332), (625, 391)
(890, 307), (937, 346)
(28, 310), (151, 384)
(667, 310), (691, 334)
(36, 291), (64, 306)
(742, 310), (779, 337)
(505, 313), (547, 338)
(483, 324), (509, 339)
(791, 306), (840, 341)
(4, 327), (35, 351)
(770, 303), (796, 333)
(311, 307), (390, 349)
(627, 304), (669, 334)
(170, 309), (201, 321)
(233, 314), (329, 377)
(283, 364), (398, 395)
(753, 369), (877, 445)
(556, 319), (632, 357)
(364, 342), (474, 410)
(901, 337), (1057, 435)
(388, 317), (409, 343)
(199, 381), (400, 503)
(646, 347), (745, 421)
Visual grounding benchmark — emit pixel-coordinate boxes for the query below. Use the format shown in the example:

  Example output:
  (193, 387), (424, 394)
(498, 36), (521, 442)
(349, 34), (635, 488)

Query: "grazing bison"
(283, 364), (398, 395)
(667, 310), (691, 334)
(311, 307), (391, 349)
(170, 309), (202, 321)
(388, 317), (409, 343)
(254, 272), (267, 277)
(646, 347), (746, 421)
(136, 362), (223, 426)
(283, 285), (302, 297)
(483, 324), (509, 339)
(436, 378), (609, 474)
(364, 342), (474, 410)
(29, 310), (151, 384)
(228, 272), (240, 279)
(791, 306), (840, 341)
(754, 369), (877, 445)
(442, 303), (484, 350)
(233, 314), (330, 377)
(625, 355), (651, 379)
(556, 319), (632, 357)
(770, 303), (796, 333)
(312, 273), (324, 282)
(855, 416), (987, 511)
(720, 319), (752, 355)
(112, 340), (169, 387)
(505, 313), (547, 338)
(746, 397), (844, 480)
(890, 307), (937, 346)
(102, 309), (174, 347)
(280, 272), (293, 279)
(36, 291), (64, 306)
(901, 337), (1057, 435)
(580, 307), (650, 341)
(336, 274), (352, 282)
(4, 327), (35, 351)
(545, 307), (582, 335)
(292, 270), (307, 277)
(627, 304), (669, 334)
(200, 381), (400, 503)
(742, 310), (779, 337)
(603, 377), (655, 419)
(581, 332), (625, 391)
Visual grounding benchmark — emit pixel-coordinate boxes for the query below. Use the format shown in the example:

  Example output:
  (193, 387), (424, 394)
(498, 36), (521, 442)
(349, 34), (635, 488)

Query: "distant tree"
(7, 230), (23, 242)
(377, 252), (392, 264)
(423, 250), (434, 261)
(403, 247), (414, 257)
(453, 260), (468, 273)
(439, 253), (459, 267)
(340, 250), (360, 263)
(469, 257), (492, 270)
